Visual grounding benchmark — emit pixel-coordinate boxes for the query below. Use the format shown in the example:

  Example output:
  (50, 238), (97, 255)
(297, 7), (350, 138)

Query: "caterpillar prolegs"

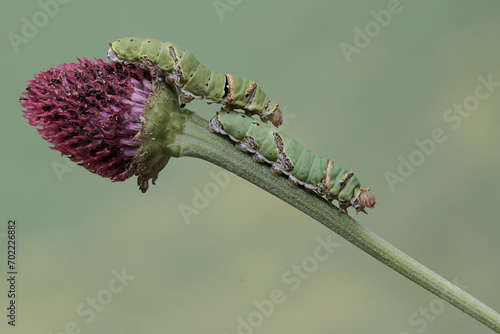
(106, 37), (283, 127)
(209, 111), (377, 214)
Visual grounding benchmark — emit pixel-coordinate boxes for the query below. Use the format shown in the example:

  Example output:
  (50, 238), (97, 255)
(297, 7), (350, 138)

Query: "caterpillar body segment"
(107, 37), (282, 126)
(209, 111), (377, 215)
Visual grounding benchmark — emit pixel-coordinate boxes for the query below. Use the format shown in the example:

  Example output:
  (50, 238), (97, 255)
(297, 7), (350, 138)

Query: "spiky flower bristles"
(20, 58), (154, 181)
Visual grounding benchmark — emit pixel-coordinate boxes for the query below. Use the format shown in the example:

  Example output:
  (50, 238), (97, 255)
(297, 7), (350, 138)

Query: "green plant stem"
(173, 110), (500, 333)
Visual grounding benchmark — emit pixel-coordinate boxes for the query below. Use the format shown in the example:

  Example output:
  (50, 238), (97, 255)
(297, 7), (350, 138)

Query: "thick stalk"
(173, 111), (500, 333)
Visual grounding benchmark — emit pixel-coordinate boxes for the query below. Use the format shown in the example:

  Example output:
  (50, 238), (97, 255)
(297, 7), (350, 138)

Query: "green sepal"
(130, 82), (191, 192)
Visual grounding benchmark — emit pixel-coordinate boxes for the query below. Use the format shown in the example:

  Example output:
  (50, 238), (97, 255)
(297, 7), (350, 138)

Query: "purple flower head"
(20, 58), (153, 181)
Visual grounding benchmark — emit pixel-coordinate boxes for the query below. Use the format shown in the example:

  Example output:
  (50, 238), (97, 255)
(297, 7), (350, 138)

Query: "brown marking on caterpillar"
(243, 135), (258, 151)
(235, 135), (258, 153)
(288, 177), (299, 187)
(275, 152), (294, 174)
(243, 81), (259, 117)
(235, 142), (248, 152)
(208, 111), (223, 134)
(245, 81), (257, 100)
(271, 132), (294, 175)
(168, 45), (178, 62)
(138, 57), (155, 70)
(338, 171), (354, 189)
(252, 153), (267, 163)
(225, 73), (235, 105)
(318, 159), (333, 196)
(270, 165), (282, 175)
(180, 95), (194, 105)
(168, 45), (184, 82)
(272, 131), (284, 151)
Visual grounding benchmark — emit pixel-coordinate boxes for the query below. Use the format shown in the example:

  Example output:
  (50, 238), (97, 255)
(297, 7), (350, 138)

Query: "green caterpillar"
(209, 111), (377, 214)
(107, 37), (283, 127)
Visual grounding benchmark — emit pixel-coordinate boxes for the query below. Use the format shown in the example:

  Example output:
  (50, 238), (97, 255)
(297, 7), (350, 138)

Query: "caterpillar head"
(106, 42), (120, 63)
(261, 101), (283, 127)
(270, 105), (283, 127)
(356, 187), (377, 215)
(107, 38), (143, 64)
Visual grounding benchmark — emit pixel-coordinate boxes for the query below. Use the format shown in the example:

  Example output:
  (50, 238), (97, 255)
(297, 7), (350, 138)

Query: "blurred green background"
(1, 0), (499, 333)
